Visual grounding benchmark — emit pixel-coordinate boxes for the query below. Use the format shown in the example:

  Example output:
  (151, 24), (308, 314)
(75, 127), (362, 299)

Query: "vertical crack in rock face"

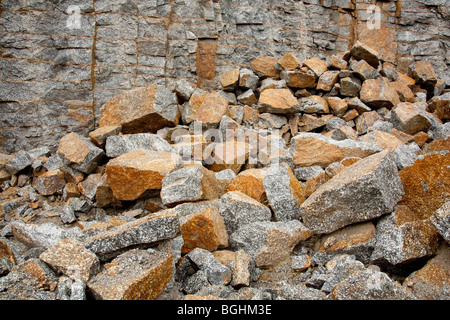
(0, 0), (450, 301)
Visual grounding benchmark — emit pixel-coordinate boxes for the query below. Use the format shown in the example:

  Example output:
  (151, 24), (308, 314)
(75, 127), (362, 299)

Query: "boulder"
(105, 149), (181, 201)
(250, 56), (280, 79)
(350, 41), (381, 68)
(105, 133), (175, 158)
(430, 201), (450, 243)
(192, 92), (229, 129)
(219, 67), (240, 92)
(258, 89), (300, 114)
(224, 168), (267, 203)
(390, 102), (432, 135)
(360, 77), (400, 109)
(98, 84), (180, 134)
(87, 249), (173, 300)
(299, 150), (404, 234)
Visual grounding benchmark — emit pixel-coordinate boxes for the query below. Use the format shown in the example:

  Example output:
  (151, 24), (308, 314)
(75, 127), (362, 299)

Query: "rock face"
(105, 149), (181, 201)
(299, 151), (404, 234)
(99, 84), (180, 134)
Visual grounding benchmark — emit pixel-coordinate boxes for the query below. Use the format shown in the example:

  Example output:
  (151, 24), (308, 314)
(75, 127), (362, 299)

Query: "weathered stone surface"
(316, 71), (339, 91)
(11, 221), (83, 249)
(350, 60), (380, 81)
(32, 169), (66, 196)
(428, 92), (450, 120)
(398, 152), (450, 220)
(350, 41), (381, 69)
(390, 102), (432, 135)
(371, 211), (441, 266)
(263, 163), (305, 221)
(339, 76), (361, 97)
(299, 96), (330, 114)
(87, 249), (173, 300)
(360, 77), (400, 109)
(89, 125), (122, 147)
(299, 150), (404, 234)
(408, 61), (437, 88)
(229, 220), (312, 268)
(403, 246), (450, 300)
(331, 268), (414, 300)
(0, 238), (17, 275)
(5, 150), (34, 175)
(98, 84), (180, 134)
(303, 57), (328, 78)
(237, 89), (257, 106)
(225, 168), (267, 203)
(185, 248), (232, 286)
(39, 238), (100, 282)
(355, 111), (383, 135)
(257, 89), (300, 114)
(180, 208), (228, 254)
(391, 80), (415, 103)
(105, 149), (181, 201)
(218, 191), (272, 235)
(430, 201), (450, 243)
(250, 56), (280, 79)
(57, 132), (104, 174)
(290, 132), (381, 168)
(83, 209), (180, 260)
(206, 140), (250, 174)
(161, 165), (219, 207)
(280, 69), (316, 89)
(182, 89), (208, 124)
(192, 92), (229, 129)
(277, 53), (302, 71)
(105, 133), (174, 158)
(239, 68), (259, 91)
(220, 68), (240, 92)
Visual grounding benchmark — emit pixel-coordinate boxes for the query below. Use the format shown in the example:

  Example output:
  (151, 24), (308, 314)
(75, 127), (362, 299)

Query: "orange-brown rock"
(360, 77), (400, 109)
(105, 149), (181, 201)
(250, 56), (280, 79)
(88, 125), (122, 147)
(363, 130), (404, 151)
(206, 140), (250, 174)
(32, 169), (66, 196)
(390, 102), (432, 135)
(225, 168), (267, 203)
(277, 53), (302, 71)
(219, 67), (240, 92)
(98, 84), (180, 134)
(281, 69), (316, 89)
(391, 80), (415, 103)
(317, 71), (339, 91)
(303, 57), (328, 78)
(180, 208), (229, 254)
(398, 152), (450, 220)
(258, 88), (300, 114)
(87, 249), (173, 300)
(193, 91), (229, 129)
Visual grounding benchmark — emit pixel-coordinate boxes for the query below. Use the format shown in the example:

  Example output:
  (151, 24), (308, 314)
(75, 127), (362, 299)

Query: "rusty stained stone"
(87, 249), (173, 300)
(105, 149), (181, 201)
(225, 168), (267, 203)
(318, 221), (376, 253)
(398, 152), (450, 220)
(32, 169), (66, 196)
(250, 56), (280, 79)
(303, 57), (328, 78)
(196, 39), (217, 88)
(390, 102), (432, 135)
(180, 208), (229, 254)
(206, 140), (250, 174)
(258, 88), (300, 114)
(219, 67), (240, 92)
(360, 77), (400, 109)
(277, 53), (302, 71)
(192, 92), (229, 129)
(98, 84), (180, 134)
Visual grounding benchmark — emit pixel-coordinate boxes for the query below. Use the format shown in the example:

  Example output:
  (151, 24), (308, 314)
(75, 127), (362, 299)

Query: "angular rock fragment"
(408, 61), (437, 88)
(360, 77), (400, 109)
(185, 248), (232, 286)
(39, 238), (100, 282)
(277, 53), (302, 71)
(105, 149), (181, 201)
(299, 150), (404, 234)
(105, 133), (174, 158)
(83, 209), (179, 261)
(327, 97), (348, 118)
(88, 125), (122, 147)
(299, 95), (329, 114)
(250, 56), (280, 79)
(403, 246), (450, 300)
(229, 220), (313, 268)
(99, 84), (180, 134)
(350, 41), (381, 68)
(220, 67), (240, 92)
(303, 57), (328, 78)
(280, 69), (316, 89)
(225, 168), (267, 203)
(339, 76), (362, 97)
(206, 140), (250, 174)
(239, 68), (259, 91)
(218, 191), (272, 234)
(161, 165), (219, 207)
(317, 71), (339, 91)
(5, 150), (34, 175)
(428, 92), (450, 120)
(430, 201), (450, 243)
(258, 89), (300, 114)
(390, 102), (432, 135)
(32, 169), (66, 196)
(180, 208), (228, 254)
(87, 249), (173, 300)
(57, 132), (104, 174)
(192, 92), (229, 129)
(290, 132), (381, 168)
(263, 163), (305, 221)
(350, 60), (380, 81)
(237, 89), (257, 106)
(398, 152), (450, 220)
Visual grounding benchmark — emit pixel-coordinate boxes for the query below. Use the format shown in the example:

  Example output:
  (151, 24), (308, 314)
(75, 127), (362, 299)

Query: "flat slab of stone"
(105, 133), (175, 158)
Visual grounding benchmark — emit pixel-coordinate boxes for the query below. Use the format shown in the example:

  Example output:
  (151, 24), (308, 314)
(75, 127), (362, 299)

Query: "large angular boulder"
(290, 132), (381, 168)
(299, 150), (404, 234)
(192, 92), (229, 129)
(390, 102), (432, 135)
(360, 77), (400, 109)
(87, 249), (173, 300)
(257, 89), (300, 114)
(105, 133), (174, 158)
(105, 149), (181, 201)
(98, 84), (180, 134)
(57, 132), (104, 174)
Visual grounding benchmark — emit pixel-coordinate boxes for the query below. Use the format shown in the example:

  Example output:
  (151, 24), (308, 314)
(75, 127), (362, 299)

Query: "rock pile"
(1, 42), (449, 300)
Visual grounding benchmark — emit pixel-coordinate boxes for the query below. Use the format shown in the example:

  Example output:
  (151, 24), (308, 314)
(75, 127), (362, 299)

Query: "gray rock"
(161, 165), (219, 207)
(229, 220), (313, 268)
(186, 248), (232, 286)
(275, 282), (326, 300)
(294, 166), (325, 181)
(263, 162), (305, 221)
(60, 205), (77, 224)
(430, 201), (450, 243)
(218, 191), (272, 235)
(321, 255), (366, 293)
(239, 68), (259, 91)
(340, 76), (362, 97)
(5, 150), (34, 175)
(174, 79), (195, 102)
(299, 150), (404, 234)
(391, 144), (419, 170)
(83, 209), (180, 261)
(105, 133), (175, 158)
